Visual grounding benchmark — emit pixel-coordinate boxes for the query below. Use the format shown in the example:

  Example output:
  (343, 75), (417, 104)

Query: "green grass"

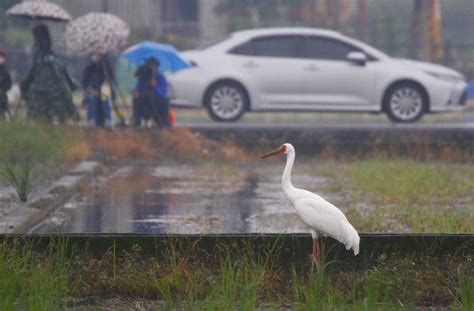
(0, 121), (85, 165)
(348, 159), (474, 207)
(309, 158), (474, 233)
(0, 241), (69, 311)
(0, 121), (88, 201)
(0, 162), (32, 202)
(459, 273), (474, 310)
(1, 239), (471, 309)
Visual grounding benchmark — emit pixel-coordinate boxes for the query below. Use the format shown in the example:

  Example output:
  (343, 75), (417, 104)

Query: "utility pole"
(409, 0), (421, 59)
(102, 0), (109, 13)
(358, 0), (366, 40)
(331, 0), (339, 30)
(427, 0), (443, 61)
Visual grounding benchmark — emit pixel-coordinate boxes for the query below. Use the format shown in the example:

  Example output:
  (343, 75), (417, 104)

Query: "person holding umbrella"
(133, 57), (170, 128)
(81, 53), (114, 127)
(65, 12), (130, 126)
(20, 24), (79, 123)
(123, 41), (189, 127)
(7, 1), (77, 123)
(0, 49), (12, 120)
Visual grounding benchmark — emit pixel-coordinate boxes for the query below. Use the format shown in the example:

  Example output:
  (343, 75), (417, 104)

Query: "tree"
(215, 0), (309, 32)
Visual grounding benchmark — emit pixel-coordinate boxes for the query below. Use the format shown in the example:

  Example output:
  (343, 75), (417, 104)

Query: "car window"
(300, 37), (364, 60)
(229, 40), (255, 55)
(229, 36), (298, 58)
(253, 36), (298, 58)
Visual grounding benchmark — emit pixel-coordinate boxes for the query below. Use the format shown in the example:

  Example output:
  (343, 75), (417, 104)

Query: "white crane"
(260, 143), (360, 266)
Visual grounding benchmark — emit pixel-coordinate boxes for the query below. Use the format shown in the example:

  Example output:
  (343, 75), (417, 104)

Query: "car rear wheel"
(384, 83), (427, 123)
(205, 82), (247, 122)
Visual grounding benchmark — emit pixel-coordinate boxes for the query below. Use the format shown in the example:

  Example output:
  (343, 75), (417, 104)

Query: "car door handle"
(243, 61), (258, 68)
(304, 64), (319, 71)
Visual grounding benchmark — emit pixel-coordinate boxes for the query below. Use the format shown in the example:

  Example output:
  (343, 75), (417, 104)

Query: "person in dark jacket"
(132, 63), (153, 125)
(81, 53), (114, 127)
(133, 57), (169, 128)
(0, 49), (12, 119)
(21, 24), (78, 123)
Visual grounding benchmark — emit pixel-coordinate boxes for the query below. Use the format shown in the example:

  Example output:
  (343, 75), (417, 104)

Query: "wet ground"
(31, 162), (348, 234)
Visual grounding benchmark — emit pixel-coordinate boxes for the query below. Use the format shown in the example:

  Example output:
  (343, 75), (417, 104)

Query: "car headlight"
(425, 71), (463, 82)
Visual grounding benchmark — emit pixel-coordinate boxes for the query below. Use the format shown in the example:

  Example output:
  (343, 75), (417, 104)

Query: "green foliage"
(0, 240), (69, 310)
(205, 255), (265, 310)
(459, 274), (474, 310)
(215, 0), (311, 32)
(0, 121), (86, 165)
(345, 159), (474, 232)
(0, 121), (63, 165)
(0, 1), (31, 47)
(348, 159), (474, 206)
(1, 239), (472, 308)
(0, 0), (19, 13)
(0, 161), (31, 202)
(0, 121), (86, 201)
(0, 27), (32, 46)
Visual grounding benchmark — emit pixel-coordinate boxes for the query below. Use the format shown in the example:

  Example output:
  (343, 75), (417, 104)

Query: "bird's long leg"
(315, 239), (321, 263)
(311, 238), (320, 271)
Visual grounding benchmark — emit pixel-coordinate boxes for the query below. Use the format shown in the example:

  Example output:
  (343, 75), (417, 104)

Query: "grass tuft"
(0, 162), (32, 202)
(0, 240), (70, 310)
(0, 239), (472, 309)
(458, 273), (474, 310)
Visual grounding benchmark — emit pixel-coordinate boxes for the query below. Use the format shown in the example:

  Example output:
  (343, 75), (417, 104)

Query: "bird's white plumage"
(279, 143), (360, 255)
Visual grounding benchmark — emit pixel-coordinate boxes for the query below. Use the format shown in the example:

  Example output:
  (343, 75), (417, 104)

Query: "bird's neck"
(282, 151), (296, 196)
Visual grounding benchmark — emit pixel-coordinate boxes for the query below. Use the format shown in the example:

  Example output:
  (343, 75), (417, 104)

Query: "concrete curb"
(187, 126), (474, 154)
(5, 161), (100, 234)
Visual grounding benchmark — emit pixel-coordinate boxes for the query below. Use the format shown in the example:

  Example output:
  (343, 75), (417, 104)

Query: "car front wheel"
(205, 82), (247, 122)
(384, 83), (427, 122)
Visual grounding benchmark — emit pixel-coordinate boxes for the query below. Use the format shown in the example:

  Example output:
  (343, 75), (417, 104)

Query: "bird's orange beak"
(259, 146), (284, 159)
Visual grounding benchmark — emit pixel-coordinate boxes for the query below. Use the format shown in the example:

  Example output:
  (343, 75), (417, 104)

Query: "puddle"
(31, 164), (343, 234)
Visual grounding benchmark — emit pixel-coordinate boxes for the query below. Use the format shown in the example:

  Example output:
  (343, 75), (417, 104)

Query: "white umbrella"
(65, 12), (130, 55)
(7, 1), (71, 22)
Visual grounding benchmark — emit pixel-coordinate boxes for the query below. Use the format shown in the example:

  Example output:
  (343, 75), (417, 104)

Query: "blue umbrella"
(122, 41), (190, 73)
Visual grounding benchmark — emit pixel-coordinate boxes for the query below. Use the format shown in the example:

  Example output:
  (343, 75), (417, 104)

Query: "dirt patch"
(87, 128), (249, 162)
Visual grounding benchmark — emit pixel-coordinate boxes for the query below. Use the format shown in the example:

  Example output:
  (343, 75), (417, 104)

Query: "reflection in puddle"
(32, 165), (332, 234)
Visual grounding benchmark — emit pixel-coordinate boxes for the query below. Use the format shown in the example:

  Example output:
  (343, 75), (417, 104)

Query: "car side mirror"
(347, 51), (367, 65)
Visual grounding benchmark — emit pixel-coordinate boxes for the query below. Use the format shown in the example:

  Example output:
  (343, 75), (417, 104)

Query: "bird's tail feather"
(344, 222), (360, 256)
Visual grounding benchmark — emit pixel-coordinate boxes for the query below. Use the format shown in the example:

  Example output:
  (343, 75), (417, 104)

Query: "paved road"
(177, 120), (474, 130)
(174, 119), (474, 155)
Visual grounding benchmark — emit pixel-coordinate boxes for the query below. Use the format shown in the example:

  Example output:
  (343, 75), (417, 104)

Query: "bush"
(0, 121), (88, 166)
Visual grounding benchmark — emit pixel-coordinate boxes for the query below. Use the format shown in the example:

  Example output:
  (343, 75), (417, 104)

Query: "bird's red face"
(259, 144), (286, 159)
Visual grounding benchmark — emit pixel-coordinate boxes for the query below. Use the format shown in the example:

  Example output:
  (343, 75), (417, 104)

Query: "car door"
(299, 36), (376, 109)
(228, 35), (304, 108)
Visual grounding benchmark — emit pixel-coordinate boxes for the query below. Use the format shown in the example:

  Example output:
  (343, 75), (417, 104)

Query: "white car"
(168, 28), (467, 122)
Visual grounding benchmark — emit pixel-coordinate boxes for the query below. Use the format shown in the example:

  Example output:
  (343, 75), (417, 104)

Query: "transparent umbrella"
(65, 12), (130, 55)
(7, 1), (71, 22)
